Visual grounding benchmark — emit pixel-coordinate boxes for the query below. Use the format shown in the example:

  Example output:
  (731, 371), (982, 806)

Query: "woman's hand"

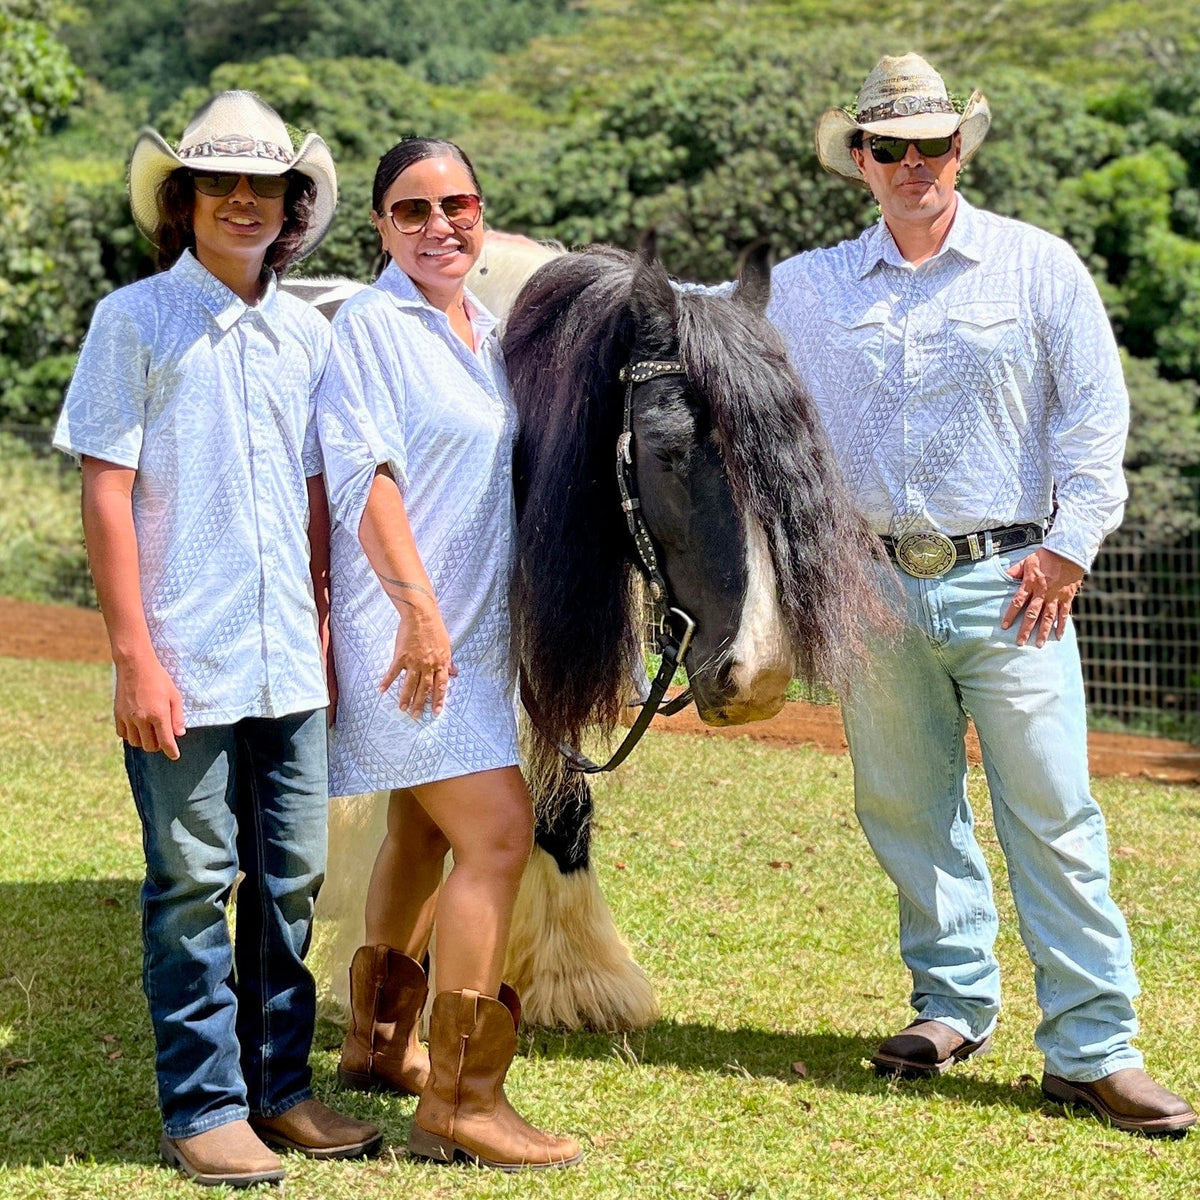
(379, 591), (457, 716)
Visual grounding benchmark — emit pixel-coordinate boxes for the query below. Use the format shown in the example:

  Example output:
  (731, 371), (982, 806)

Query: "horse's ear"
(636, 227), (659, 266)
(732, 238), (773, 314)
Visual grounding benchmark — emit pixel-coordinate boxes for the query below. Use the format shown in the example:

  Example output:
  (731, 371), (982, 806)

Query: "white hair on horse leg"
(728, 515), (792, 695)
(312, 790), (389, 1016)
(504, 847), (660, 1032)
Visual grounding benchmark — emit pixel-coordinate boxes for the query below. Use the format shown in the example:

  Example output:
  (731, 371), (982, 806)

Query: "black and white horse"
(299, 234), (891, 1031)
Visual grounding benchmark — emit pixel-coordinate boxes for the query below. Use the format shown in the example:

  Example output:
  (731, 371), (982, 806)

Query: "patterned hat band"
(857, 94), (957, 124)
(178, 135), (294, 166)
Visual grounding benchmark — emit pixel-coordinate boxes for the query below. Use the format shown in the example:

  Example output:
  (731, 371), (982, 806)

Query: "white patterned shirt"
(316, 263), (520, 795)
(768, 196), (1128, 569)
(53, 250), (331, 726)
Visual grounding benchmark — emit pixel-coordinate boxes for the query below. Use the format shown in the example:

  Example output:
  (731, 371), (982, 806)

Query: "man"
(53, 91), (381, 1186)
(767, 53), (1194, 1135)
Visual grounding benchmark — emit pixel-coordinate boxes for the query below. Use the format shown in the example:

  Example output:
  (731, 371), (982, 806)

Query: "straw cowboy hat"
(129, 89), (337, 257)
(815, 53), (990, 184)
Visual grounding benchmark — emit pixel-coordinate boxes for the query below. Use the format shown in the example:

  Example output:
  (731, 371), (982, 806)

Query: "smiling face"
(373, 154), (484, 310)
(851, 131), (961, 228)
(190, 173), (286, 289)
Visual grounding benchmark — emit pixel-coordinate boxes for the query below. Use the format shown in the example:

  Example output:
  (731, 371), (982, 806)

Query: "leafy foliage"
(59, 0), (577, 107)
(3, 0), (1200, 544)
(0, 5), (79, 163)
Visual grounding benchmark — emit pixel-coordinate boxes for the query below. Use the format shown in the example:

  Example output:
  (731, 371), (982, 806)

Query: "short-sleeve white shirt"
(316, 263), (520, 795)
(53, 250), (331, 726)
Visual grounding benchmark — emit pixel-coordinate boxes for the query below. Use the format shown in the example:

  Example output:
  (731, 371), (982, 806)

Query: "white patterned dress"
(317, 263), (520, 795)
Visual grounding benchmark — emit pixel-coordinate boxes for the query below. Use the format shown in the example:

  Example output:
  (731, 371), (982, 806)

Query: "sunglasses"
(190, 171), (292, 198)
(388, 193), (483, 235)
(866, 135), (956, 165)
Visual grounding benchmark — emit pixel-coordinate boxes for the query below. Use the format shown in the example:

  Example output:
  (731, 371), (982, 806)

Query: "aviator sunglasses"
(866, 135), (956, 164)
(190, 171), (293, 198)
(388, 193), (483, 235)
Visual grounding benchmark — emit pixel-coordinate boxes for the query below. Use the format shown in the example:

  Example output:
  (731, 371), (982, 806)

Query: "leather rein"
(522, 357), (697, 774)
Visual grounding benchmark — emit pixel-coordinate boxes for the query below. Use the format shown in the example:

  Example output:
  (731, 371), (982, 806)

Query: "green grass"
(3, 657), (1200, 1198)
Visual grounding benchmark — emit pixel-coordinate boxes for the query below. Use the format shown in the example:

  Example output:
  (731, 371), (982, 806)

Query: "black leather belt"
(881, 521), (1045, 578)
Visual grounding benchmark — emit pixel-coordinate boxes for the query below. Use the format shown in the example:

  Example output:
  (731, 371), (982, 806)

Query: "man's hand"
(114, 653), (186, 759)
(1001, 547), (1084, 648)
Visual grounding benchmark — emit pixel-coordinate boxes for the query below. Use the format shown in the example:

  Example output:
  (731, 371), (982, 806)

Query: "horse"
(293, 234), (893, 1031)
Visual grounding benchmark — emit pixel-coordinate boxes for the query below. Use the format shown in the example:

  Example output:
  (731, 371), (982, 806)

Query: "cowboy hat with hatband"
(129, 89), (337, 258)
(815, 53), (990, 185)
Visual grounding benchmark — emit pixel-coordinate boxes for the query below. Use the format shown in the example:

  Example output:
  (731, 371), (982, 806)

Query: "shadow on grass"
(520, 1018), (1046, 1115)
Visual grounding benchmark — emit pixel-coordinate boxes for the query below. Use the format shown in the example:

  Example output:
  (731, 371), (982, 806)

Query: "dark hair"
(155, 168), (318, 278)
(371, 137), (482, 217)
(849, 130), (865, 150)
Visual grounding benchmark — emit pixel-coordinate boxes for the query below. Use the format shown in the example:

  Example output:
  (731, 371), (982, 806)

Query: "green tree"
(0, 3), (78, 162)
(1122, 352), (1200, 538)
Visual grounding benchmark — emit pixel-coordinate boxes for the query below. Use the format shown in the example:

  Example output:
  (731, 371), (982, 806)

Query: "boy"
(54, 90), (381, 1187)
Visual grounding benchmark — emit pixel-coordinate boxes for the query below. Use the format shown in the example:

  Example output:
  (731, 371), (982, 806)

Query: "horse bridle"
(527, 357), (697, 775)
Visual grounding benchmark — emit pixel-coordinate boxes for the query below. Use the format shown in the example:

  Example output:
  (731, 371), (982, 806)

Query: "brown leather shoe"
(871, 1019), (992, 1078)
(1042, 1068), (1197, 1136)
(250, 1098), (383, 1160)
(159, 1119), (284, 1188)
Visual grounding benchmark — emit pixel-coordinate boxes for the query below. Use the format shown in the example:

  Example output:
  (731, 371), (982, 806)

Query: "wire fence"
(1075, 499), (1200, 741)
(4, 422), (1198, 740)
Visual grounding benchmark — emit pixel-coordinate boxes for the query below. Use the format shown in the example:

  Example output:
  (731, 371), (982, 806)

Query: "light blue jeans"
(843, 549), (1143, 1082)
(125, 710), (328, 1139)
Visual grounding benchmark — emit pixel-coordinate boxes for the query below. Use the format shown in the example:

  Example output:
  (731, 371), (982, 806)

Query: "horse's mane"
(672, 288), (893, 687)
(505, 244), (894, 754)
(504, 246), (648, 751)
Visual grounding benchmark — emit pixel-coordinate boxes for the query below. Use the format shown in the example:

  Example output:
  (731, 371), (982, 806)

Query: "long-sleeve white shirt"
(767, 196), (1129, 570)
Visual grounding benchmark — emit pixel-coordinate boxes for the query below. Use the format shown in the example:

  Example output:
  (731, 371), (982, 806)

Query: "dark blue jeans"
(125, 709), (328, 1139)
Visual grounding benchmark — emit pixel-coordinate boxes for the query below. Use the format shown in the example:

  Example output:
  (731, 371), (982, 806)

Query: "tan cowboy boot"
(408, 986), (583, 1170)
(337, 945), (430, 1096)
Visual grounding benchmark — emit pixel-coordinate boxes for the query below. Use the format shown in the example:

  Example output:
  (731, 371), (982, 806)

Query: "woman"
(316, 138), (582, 1171)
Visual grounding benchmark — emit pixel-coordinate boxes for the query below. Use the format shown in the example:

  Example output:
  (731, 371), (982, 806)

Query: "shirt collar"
(376, 259), (500, 345)
(169, 250), (283, 341)
(856, 193), (983, 277)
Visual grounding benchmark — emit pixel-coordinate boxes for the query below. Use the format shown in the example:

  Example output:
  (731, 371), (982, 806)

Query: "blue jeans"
(125, 710), (328, 1139)
(843, 549), (1142, 1082)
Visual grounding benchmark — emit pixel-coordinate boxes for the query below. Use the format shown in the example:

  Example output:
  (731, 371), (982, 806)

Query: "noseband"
(526, 357), (697, 774)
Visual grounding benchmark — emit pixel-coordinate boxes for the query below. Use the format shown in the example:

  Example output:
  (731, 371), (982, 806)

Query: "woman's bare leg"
(408, 766), (533, 995)
(363, 787), (450, 957)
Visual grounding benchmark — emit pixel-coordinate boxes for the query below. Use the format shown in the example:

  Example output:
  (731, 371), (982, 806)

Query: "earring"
(477, 225), (489, 276)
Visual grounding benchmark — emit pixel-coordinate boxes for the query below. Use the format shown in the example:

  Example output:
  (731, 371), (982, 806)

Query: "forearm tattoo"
(380, 575), (435, 611)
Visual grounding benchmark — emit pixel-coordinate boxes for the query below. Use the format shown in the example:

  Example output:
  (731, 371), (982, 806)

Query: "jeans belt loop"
(983, 529), (993, 559)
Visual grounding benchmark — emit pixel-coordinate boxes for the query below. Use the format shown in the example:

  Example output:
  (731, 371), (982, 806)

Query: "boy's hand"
(114, 654), (186, 760)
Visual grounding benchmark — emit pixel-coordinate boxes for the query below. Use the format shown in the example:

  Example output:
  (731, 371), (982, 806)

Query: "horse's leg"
(504, 768), (659, 1031)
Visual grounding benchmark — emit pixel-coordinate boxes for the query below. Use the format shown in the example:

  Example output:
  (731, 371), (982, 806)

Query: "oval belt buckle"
(895, 530), (957, 578)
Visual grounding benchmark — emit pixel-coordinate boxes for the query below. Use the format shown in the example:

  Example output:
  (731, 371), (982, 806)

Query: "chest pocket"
(947, 300), (1020, 367)
(827, 300), (889, 381)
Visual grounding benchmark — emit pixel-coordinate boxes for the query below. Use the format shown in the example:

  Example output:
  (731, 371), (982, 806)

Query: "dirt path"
(4, 596), (1196, 783)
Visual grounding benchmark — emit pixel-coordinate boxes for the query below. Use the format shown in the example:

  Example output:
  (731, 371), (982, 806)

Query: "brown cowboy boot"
(408, 986), (583, 1170)
(337, 945), (430, 1096)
